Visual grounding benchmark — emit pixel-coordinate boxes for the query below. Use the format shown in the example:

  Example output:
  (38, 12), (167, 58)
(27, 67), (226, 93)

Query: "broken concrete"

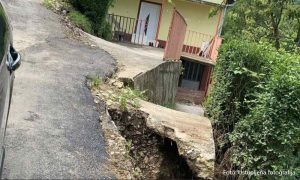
(92, 82), (215, 179)
(108, 108), (196, 179)
(140, 100), (215, 179)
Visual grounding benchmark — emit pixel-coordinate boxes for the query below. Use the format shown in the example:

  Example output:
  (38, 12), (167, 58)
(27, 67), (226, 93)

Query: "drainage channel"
(108, 108), (196, 179)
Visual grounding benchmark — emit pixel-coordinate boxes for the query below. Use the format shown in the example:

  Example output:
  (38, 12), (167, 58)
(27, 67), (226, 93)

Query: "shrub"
(230, 53), (300, 177)
(206, 38), (300, 178)
(115, 88), (146, 111)
(69, 0), (114, 37)
(68, 10), (93, 33)
(87, 75), (102, 88)
(43, 0), (54, 9)
(205, 39), (277, 167)
(100, 21), (113, 41)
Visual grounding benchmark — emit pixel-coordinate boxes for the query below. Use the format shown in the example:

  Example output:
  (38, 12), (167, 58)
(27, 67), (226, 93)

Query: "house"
(108, 0), (225, 104)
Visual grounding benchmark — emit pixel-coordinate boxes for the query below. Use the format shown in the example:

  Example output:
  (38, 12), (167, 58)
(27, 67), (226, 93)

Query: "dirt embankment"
(108, 108), (196, 179)
(90, 80), (214, 179)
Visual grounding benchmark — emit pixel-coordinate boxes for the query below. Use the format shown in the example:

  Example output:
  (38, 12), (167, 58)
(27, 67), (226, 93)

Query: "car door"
(0, 2), (12, 170)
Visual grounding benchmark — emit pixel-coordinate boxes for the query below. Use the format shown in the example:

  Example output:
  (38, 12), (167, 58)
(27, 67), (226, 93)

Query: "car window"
(0, 3), (9, 62)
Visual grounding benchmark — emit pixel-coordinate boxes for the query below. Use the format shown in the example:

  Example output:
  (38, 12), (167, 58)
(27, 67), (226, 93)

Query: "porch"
(107, 13), (220, 61)
(108, 0), (223, 48)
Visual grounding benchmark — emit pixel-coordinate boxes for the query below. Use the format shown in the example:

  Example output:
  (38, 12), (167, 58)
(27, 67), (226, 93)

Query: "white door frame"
(134, 1), (161, 45)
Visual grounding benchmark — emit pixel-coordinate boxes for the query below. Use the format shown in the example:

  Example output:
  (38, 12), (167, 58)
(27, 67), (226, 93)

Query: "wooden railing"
(107, 14), (147, 45)
(107, 14), (223, 61)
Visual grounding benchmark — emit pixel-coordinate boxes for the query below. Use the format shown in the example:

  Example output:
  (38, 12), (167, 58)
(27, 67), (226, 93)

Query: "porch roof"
(181, 53), (216, 66)
(186, 0), (224, 6)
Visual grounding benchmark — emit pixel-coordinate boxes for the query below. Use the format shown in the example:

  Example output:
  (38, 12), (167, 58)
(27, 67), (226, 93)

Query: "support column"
(200, 65), (212, 95)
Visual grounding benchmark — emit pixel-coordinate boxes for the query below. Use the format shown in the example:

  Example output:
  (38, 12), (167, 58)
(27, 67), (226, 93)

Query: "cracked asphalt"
(2, 0), (116, 178)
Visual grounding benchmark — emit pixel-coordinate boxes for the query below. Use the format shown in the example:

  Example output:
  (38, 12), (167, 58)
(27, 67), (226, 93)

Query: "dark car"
(0, 1), (21, 176)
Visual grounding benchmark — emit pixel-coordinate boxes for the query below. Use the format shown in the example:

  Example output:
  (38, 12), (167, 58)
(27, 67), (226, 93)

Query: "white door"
(133, 2), (161, 45)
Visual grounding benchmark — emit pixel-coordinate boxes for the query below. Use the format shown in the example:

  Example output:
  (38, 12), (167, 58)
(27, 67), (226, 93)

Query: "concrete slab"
(175, 103), (205, 116)
(139, 100), (215, 179)
(86, 34), (164, 80)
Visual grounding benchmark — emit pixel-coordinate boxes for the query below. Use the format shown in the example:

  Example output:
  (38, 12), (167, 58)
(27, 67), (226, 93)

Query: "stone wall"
(133, 61), (182, 106)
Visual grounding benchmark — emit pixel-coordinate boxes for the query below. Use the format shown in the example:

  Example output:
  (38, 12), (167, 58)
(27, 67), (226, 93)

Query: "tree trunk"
(270, 6), (283, 50)
(271, 14), (280, 49)
(273, 26), (280, 49)
(295, 23), (300, 47)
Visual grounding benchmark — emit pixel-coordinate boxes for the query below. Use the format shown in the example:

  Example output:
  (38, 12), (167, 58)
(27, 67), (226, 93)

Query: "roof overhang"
(185, 0), (225, 7)
(181, 53), (216, 66)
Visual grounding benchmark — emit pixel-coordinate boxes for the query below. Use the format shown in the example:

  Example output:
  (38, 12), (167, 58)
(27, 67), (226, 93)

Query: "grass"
(115, 87), (146, 111)
(43, 0), (54, 9)
(68, 10), (93, 33)
(42, 0), (113, 40)
(42, 0), (92, 33)
(87, 75), (103, 88)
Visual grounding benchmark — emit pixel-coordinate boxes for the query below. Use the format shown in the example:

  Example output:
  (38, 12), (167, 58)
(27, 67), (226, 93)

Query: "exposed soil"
(108, 108), (196, 179)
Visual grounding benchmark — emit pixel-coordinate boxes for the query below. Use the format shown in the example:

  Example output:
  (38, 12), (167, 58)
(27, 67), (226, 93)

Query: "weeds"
(87, 75), (102, 88)
(68, 10), (93, 33)
(115, 87), (146, 111)
(125, 139), (143, 179)
(125, 139), (133, 160)
(43, 0), (92, 33)
(43, 0), (54, 9)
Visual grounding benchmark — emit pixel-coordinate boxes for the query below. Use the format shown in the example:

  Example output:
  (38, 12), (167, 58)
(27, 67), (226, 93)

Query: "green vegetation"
(68, 10), (93, 33)
(223, 0), (300, 51)
(69, 0), (114, 39)
(115, 87), (146, 111)
(100, 21), (113, 41)
(42, 0), (113, 40)
(43, 0), (55, 9)
(206, 40), (300, 178)
(231, 53), (300, 176)
(206, 1), (300, 178)
(87, 75), (102, 88)
(205, 40), (276, 170)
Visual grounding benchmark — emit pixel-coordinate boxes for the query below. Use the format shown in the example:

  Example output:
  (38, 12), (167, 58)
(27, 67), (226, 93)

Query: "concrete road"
(2, 0), (116, 178)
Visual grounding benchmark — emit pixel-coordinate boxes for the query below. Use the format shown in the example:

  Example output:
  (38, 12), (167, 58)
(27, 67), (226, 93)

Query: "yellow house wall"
(159, 0), (219, 41)
(109, 0), (162, 18)
(108, 0), (140, 19)
(109, 0), (220, 42)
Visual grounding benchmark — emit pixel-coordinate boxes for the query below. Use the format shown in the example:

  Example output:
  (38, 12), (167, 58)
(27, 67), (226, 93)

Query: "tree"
(286, 2), (300, 47)
(70, 0), (115, 37)
(223, 0), (300, 50)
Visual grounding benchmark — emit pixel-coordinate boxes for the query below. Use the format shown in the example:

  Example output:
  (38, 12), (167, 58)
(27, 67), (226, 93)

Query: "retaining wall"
(133, 61), (182, 106)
